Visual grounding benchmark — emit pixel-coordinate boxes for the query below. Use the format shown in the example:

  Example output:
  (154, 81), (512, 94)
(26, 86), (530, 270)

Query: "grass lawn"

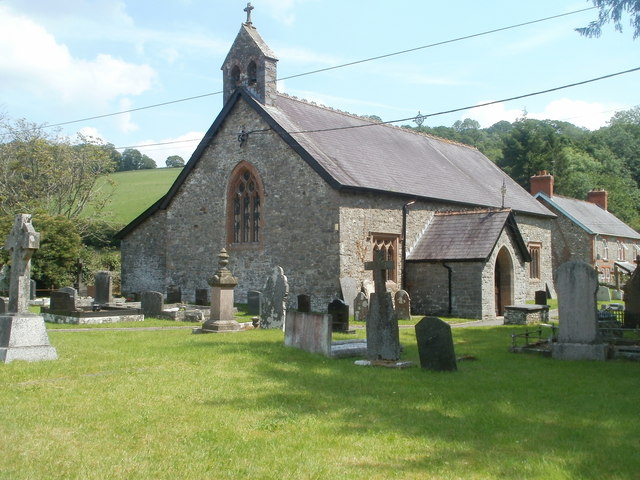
(1, 324), (639, 479)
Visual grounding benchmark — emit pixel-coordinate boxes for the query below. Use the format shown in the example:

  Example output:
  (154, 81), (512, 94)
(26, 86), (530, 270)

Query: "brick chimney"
(530, 170), (554, 197)
(587, 189), (608, 211)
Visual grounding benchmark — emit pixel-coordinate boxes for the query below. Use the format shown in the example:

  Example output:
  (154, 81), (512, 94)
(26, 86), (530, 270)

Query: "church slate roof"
(406, 209), (530, 262)
(535, 192), (640, 239)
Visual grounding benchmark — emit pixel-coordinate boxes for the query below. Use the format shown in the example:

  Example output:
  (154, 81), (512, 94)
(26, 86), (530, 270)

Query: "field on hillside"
(1, 324), (639, 480)
(90, 168), (182, 225)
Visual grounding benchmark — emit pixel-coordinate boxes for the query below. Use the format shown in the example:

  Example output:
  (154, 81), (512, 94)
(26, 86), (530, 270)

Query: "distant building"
(531, 171), (640, 286)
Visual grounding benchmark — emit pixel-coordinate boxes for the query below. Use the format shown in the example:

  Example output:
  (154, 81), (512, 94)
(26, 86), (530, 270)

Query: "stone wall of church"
(149, 98), (342, 310)
(120, 211), (167, 297)
(517, 214), (556, 298)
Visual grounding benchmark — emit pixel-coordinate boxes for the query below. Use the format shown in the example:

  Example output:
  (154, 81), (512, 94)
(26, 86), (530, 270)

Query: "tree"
(165, 155), (185, 168)
(118, 148), (156, 171)
(0, 118), (116, 219)
(577, 0), (640, 39)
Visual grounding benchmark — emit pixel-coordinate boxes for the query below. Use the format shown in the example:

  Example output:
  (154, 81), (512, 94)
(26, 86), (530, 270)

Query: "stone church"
(117, 13), (556, 319)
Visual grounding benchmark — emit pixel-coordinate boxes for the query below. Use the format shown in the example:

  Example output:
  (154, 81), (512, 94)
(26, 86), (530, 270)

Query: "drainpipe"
(401, 199), (416, 290)
(443, 263), (453, 316)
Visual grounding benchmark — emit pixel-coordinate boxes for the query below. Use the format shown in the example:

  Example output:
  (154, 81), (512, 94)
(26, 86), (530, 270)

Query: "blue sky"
(1, 0), (638, 166)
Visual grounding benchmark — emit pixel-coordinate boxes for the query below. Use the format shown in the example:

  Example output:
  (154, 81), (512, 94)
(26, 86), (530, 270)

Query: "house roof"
(117, 90), (553, 239)
(406, 209), (530, 262)
(535, 192), (640, 240)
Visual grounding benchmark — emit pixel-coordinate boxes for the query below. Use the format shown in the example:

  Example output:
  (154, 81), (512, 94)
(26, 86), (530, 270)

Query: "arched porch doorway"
(494, 247), (513, 316)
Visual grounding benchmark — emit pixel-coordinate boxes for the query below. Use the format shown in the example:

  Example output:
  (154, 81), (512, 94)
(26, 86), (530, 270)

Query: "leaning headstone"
(339, 277), (359, 317)
(297, 294), (311, 313)
(415, 317), (457, 371)
(353, 291), (369, 322)
(49, 291), (76, 312)
(623, 263), (640, 328)
(596, 285), (611, 302)
(534, 290), (547, 305)
(202, 248), (242, 332)
(247, 290), (262, 316)
(260, 266), (289, 329)
(284, 311), (331, 356)
(94, 271), (113, 305)
(141, 291), (164, 317)
(195, 288), (210, 306)
(166, 285), (181, 304)
(365, 250), (400, 361)
(0, 214), (57, 363)
(328, 298), (350, 333)
(394, 289), (411, 320)
(552, 261), (606, 361)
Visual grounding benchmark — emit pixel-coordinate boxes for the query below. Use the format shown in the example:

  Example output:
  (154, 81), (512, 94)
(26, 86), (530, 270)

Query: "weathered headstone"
(59, 286), (78, 305)
(30, 279), (36, 300)
(534, 290), (547, 305)
(284, 311), (331, 356)
(365, 250), (400, 361)
(260, 266), (289, 329)
(247, 290), (262, 316)
(596, 285), (611, 302)
(328, 298), (349, 333)
(94, 271), (113, 305)
(394, 289), (411, 320)
(0, 214), (57, 363)
(353, 291), (369, 322)
(195, 288), (210, 306)
(166, 285), (181, 304)
(297, 294), (311, 313)
(552, 261), (606, 361)
(623, 262), (640, 328)
(339, 277), (359, 317)
(202, 248), (241, 332)
(141, 291), (164, 317)
(415, 316), (457, 371)
(49, 291), (76, 312)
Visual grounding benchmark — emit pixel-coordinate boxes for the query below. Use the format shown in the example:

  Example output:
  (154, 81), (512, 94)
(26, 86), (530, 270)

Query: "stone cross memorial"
(0, 214), (57, 362)
(364, 250), (400, 361)
(202, 248), (241, 332)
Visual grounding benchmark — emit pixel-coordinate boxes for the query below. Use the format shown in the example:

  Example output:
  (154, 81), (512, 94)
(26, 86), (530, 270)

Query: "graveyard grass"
(2, 326), (638, 480)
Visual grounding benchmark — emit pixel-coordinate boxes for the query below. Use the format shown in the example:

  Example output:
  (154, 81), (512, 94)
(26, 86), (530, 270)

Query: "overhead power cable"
(45, 7), (596, 129)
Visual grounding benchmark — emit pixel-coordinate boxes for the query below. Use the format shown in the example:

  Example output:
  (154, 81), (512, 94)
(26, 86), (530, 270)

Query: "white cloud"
(116, 98), (138, 134)
(0, 5), (156, 106)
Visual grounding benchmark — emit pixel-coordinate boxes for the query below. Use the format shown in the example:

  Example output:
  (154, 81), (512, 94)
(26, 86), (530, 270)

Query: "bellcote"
(221, 7), (278, 106)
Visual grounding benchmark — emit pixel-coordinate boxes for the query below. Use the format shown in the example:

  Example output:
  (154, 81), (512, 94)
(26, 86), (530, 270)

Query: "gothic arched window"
(230, 65), (241, 87)
(247, 61), (257, 86)
(227, 162), (264, 246)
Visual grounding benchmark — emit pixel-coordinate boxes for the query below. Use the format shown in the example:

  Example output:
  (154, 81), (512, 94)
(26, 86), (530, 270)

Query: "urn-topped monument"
(201, 248), (242, 332)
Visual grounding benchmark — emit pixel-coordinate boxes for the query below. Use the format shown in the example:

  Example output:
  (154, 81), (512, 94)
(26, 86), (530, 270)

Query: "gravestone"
(365, 250), (400, 361)
(394, 289), (411, 320)
(49, 291), (76, 312)
(195, 288), (210, 306)
(0, 265), (9, 296)
(596, 285), (611, 301)
(0, 297), (8, 314)
(328, 298), (349, 333)
(30, 279), (36, 300)
(353, 291), (369, 322)
(552, 261), (606, 361)
(247, 290), (262, 316)
(59, 286), (78, 305)
(260, 266), (288, 329)
(339, 277), (359, 317)
(94, 271), (113, 305)
(141, 291), (164, 317)
(166, 285), (181, 304)
(534, 290), (547, 305)
(202, 248), (241, 332)
(0, 214), (57, 363)
(297, 294), (311, 313)
(623, 263), (640, 328)
(415, 317), (457, 371)
(362, 279), (375, 300)
(284, 311), (332, 356)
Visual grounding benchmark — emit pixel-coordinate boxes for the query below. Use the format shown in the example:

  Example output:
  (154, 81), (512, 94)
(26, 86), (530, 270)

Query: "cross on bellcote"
(364, 249), (394, 295)
(244, 2), (254, 24)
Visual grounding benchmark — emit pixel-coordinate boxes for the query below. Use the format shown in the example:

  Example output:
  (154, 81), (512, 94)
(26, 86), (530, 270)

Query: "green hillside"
(94, 168), (182, 226)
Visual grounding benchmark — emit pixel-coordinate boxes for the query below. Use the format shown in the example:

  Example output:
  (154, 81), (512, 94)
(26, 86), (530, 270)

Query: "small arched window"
(230, 65), (241, 87)
(227, 162), (264, 245)
(247, 61), (257, 86)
